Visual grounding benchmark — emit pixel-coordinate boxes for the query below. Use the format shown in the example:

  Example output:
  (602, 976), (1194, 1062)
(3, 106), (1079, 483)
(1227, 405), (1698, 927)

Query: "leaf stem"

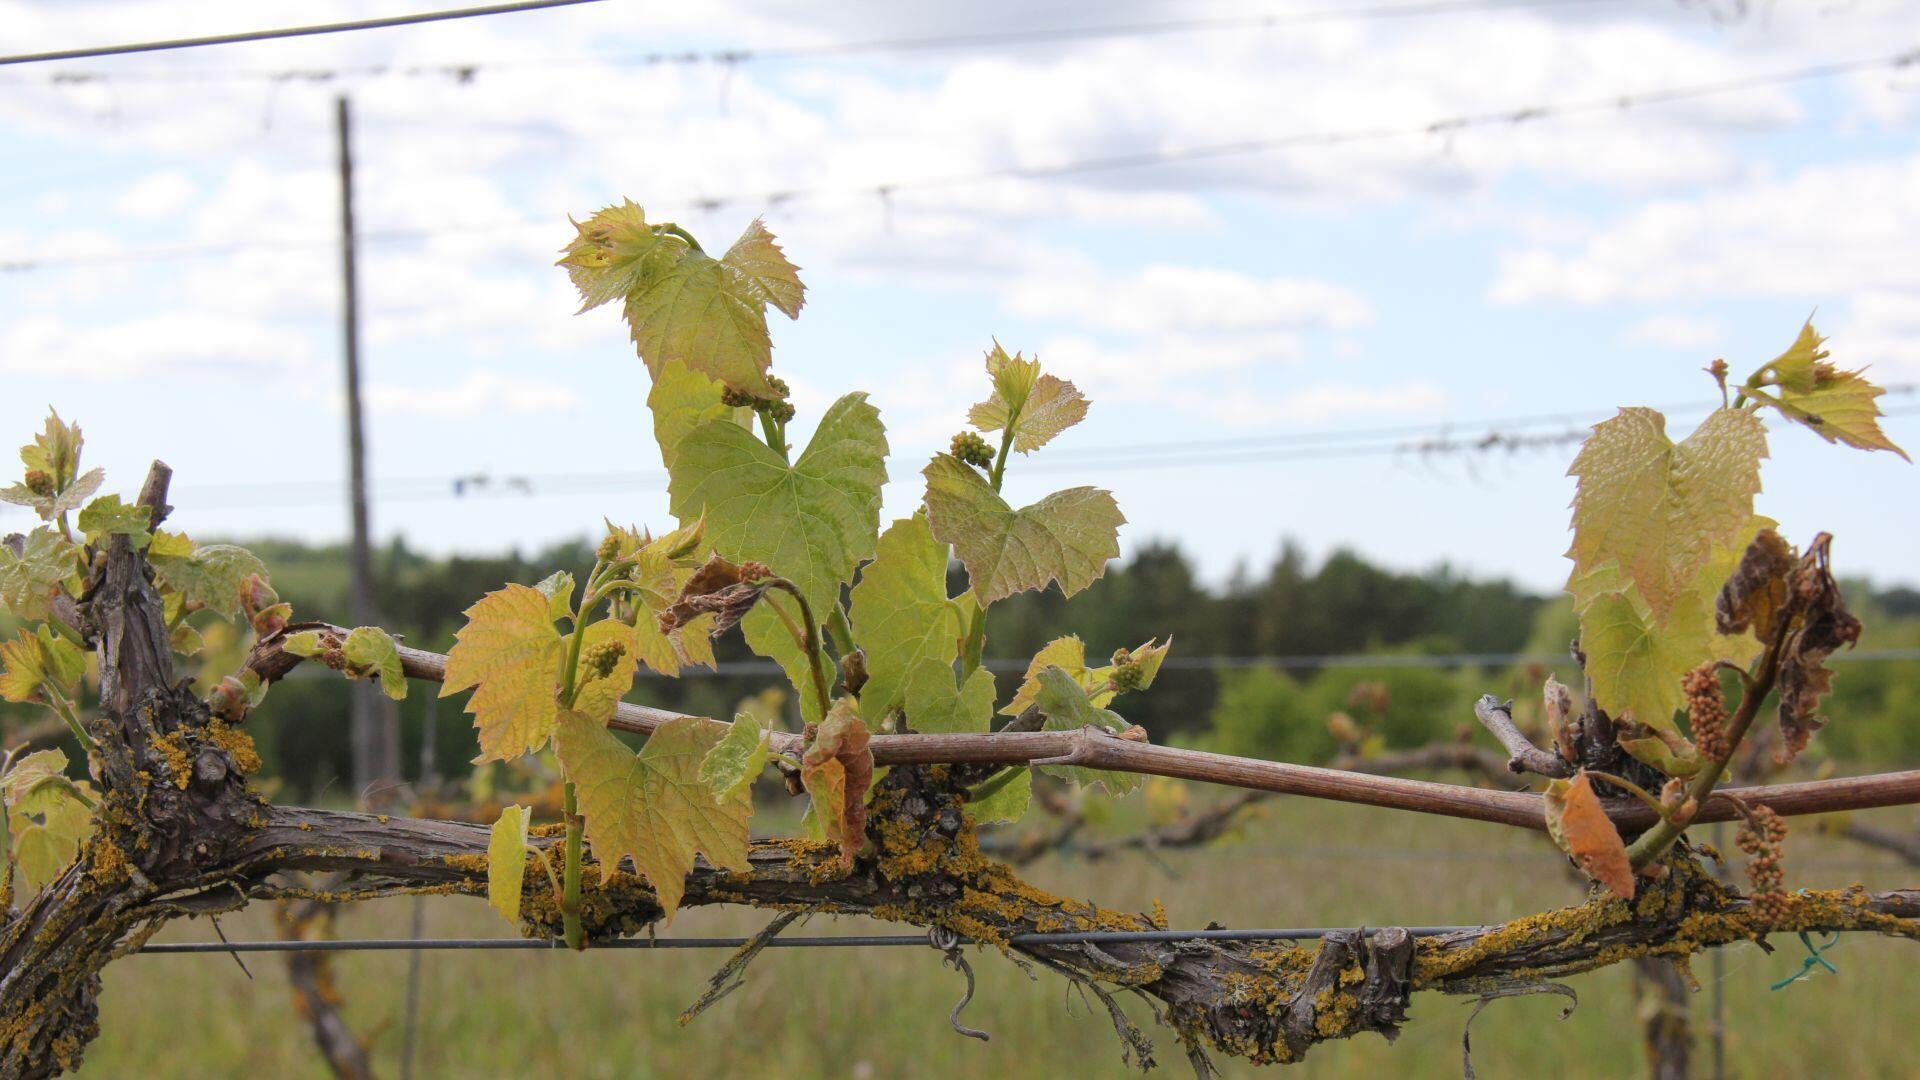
(561, 781), (584, 950)
(43, 686), (94, 754)
(1625, 614), (1794, 869)
(658, 223), (704, 254)
(763, 582), (831, 719)
(960, 420), (1019, 678)
(758, 410), (788, 462)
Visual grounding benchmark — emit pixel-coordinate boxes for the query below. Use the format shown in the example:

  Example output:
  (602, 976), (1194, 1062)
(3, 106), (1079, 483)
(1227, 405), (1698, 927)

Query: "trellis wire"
(131, 922), (1891, 956)
(136, 927), (1488, 955)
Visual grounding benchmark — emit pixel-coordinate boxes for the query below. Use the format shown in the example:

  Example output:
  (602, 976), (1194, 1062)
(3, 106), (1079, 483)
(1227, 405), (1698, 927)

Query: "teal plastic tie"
(1769, 930), (1840, 991)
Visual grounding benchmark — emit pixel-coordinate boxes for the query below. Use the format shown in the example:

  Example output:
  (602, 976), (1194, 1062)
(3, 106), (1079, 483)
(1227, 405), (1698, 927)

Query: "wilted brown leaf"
(1715, 528), (1794, 640)
(1543, 772), (1635, 900)
(801, 699), (873, 866)
(1775, 535), (1860, 763)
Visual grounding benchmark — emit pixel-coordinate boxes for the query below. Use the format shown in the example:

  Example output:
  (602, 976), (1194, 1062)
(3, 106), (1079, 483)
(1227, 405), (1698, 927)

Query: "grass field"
(75, 795), (1920, 1078)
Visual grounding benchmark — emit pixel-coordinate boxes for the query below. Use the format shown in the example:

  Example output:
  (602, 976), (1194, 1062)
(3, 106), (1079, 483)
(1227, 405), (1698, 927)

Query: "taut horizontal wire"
(137, 926), (1490, 954)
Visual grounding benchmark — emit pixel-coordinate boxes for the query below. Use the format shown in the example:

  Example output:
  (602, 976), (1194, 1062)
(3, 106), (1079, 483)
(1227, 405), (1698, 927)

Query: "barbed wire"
(0, 0), (603, 68)
(9, 0), (1620, 84)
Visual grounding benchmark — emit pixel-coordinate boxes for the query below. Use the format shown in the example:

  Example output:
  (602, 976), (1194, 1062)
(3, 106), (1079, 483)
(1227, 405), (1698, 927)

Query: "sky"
(1, 0), (1918, 594)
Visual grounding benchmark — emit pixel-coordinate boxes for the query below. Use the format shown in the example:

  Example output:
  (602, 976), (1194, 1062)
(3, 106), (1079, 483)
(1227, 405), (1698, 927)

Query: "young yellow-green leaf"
(1002, 636), (1096, 716)
(441, 584), (566, 762)
(149, 542), (266, 621)
(2, 749), (70, 803)
(1767, 373), (1908, 459)
(1090, 637), (1172, 697)
(169, 623), (204, 657)
(1617, 728), (1703, 778)
(76, 494), (152, 548)
(533, 571), (576, 623)
(553, 711), (752, 920)
(282, 630), (326, 658)
(0, 468), (102, 522)
(0, 529), (78, 621)
(721, 217), (805, 319)
(849, 515), (964, 721)
(568, 619), (638, 723)
(668, 392), (888, 617)
(343, 626), (407, 700)
(8, 771), (94, 895)
(1031, 666), (1140, 795)
(904, 660), (996, 734)
(800, 698), (874, 866)
(1579, 588), (1709, 739)
(923, 455), (1123, 606)
(561, 204), (800, 398)
(1567, 407), (1766, 622)
(0, 627), (82, 704)
(968, 345), (1089, 454)
(486, 803), (532, 925)
(1542, 772), (1634, 900)
(699, 712), (772, 800)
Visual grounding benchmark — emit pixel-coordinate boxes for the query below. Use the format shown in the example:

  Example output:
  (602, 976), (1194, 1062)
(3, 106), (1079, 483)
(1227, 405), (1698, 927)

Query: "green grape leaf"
(553, 710), (752, 920)
(1567, 407), (1767, 622)
(742, 604), (825, 724)
(282, 630), (326, 658)
(149, 542), (267, 621)
(1031, 666), (1140, 795)
(76, 494), (152, 548)
(342, 626), (408, 700)
(849, 515), (964, 722)
(800, 698), (873, 866)
(1, 412), (100, 521)
(560, 204), (802, 397)
(904, 660), (996, 734)
(1579, 588), (1711, 739)
(699, 712), (773, 800)
(923, 455), (1123, 606)
(486, 803), (532, 925)
(0, 529), (76, 621)
(968, 768), (1031, 825)
(668, 392), (888, 616)
(9, 779), (93, 895)
(968, 344), (1089, 454)
(441, 584), (566, 762)
(169, 623), (204, 657)
(648, 360), (754, 471)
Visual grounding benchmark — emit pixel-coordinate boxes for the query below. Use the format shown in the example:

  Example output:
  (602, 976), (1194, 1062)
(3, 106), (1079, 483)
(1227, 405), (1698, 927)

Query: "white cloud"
(1491, 154), (1920, 305)
(114, 170), (197, 220)
(1625, 314), (1724, 350)
(1008, 262), (1370, 338)
(363, 371), (580, 416)
(0, 311), (311, 378)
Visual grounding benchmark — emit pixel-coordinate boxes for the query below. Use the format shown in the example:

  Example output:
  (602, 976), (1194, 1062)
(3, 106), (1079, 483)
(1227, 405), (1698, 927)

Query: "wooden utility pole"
(336, 94), (400, 799)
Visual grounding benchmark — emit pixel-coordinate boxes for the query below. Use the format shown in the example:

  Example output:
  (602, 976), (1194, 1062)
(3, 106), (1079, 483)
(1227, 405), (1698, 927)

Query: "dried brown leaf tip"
(1775, 534), (1860, 763)
(800, 700), (874, 866)
(1544, 771), (1635, 900)
(1716, 527), (1795, 639)
(657, 553), (771, 637)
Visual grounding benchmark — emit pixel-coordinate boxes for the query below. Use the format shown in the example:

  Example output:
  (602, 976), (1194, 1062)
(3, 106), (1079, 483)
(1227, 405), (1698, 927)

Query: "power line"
(0, 0), (604, 69)
(6, 47), (1918, 274)
(18, 0), (1622, 84)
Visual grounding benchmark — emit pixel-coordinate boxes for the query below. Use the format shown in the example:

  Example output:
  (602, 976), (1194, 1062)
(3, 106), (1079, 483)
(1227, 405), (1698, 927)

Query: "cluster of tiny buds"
(22, 469), (52, 496)
(721, 377), (796, 421)
(596, 533), (624, 562)
(1682, 662), (1730, 762)
(1107, 649), (1146, 693)
(1736, 804), (1790, 925)
(583, 640), (628, 680)
(950, 431), (994, 469)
